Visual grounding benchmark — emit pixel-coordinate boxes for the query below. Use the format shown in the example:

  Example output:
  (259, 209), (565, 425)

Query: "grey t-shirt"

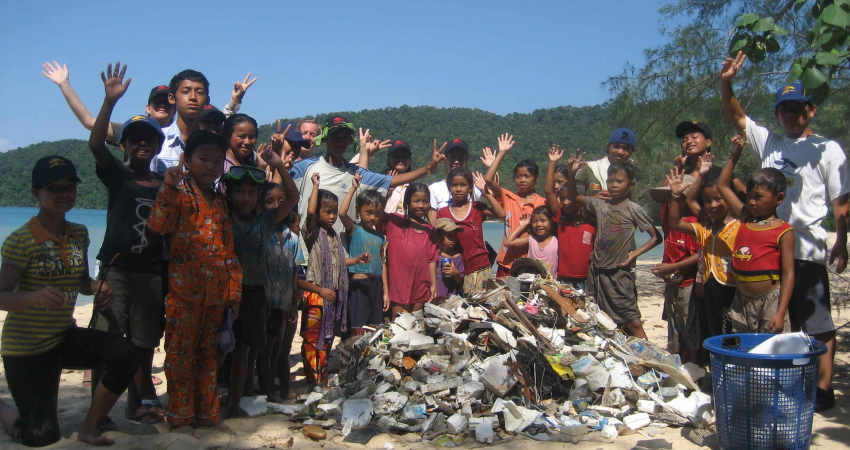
(232, 210), (279, 286)
(585, 198), (653, 269)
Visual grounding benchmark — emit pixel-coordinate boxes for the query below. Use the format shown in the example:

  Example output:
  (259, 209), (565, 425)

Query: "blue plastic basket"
(704, 334), (827, 450)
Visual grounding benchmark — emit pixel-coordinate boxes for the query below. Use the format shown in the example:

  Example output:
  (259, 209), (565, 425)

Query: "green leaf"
(815, 51), (840, 65)
(772, 25), (789, 36)
(749, 45), (766, 62)
(786, 61), (804, 84)
(766, 35), (781, 53)
(801, 66), (829, 89)
(729, 33), (752, 55)
(821, 4), (850, 27)
(752, 17), (776, 32)
(736, 13), (760, 29)
(805, 82), (831, 104)
(814, 30), (835, 50)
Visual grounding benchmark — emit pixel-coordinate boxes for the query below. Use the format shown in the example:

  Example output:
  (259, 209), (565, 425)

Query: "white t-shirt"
(151, 121), (184, 176)
(746, 116), (850, 264)
(428, 180), (483, 210)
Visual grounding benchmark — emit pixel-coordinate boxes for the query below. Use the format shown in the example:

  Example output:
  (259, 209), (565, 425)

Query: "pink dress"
(385, 214), (439, 305)
(529, 236), (559, 278)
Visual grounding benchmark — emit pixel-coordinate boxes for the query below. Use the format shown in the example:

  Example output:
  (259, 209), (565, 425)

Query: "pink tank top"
(529, 236), (559, 278)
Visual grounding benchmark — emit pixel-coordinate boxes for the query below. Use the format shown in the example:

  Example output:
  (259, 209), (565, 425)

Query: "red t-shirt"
(385, 214), (439, 305)
(437, 202), (490, 273)
(555, 210), (595, 279)
(660, 203), (700, 287)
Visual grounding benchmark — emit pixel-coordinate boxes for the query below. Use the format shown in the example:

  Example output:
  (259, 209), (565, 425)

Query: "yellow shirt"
(691, 220), (740, 286)
(1, 218), (89, 356)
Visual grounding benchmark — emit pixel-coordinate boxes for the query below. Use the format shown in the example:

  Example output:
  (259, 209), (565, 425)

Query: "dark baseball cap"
(282, 123), (308, 149)
(446, 138), (469, 154)
(609, 128), (636, 147)
(775, 81), (810, 108)
(388, 139), (411, 158)
(119, 115), (165, 146)
(148, 85), (171, 104)
(324, 115), (355, 135)
(199, 104), (226, 123)
(32, 155), (81, 189)
(675, 121), (712, 140)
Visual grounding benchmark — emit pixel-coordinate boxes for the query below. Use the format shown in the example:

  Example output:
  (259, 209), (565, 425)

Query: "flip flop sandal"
(129, 410), (163, 425)
(151, 375), (164, 386)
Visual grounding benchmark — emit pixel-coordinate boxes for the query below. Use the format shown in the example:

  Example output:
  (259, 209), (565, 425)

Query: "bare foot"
(77, 428), (115, 446)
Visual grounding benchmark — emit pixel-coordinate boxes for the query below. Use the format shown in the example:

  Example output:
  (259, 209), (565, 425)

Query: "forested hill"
(0, 104), (615, 210)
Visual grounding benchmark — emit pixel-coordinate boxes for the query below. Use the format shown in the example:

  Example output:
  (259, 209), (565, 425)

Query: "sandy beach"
(0, 256), (848, 450)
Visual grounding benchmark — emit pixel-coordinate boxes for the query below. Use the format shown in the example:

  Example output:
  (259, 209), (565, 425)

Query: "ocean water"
(0, 207), (662, 305)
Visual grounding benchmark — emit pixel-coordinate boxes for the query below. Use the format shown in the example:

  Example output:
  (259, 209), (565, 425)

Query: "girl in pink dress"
(503, 206), (559, 278)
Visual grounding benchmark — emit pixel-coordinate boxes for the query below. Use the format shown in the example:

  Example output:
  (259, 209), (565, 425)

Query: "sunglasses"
(226, 166), (266, 183)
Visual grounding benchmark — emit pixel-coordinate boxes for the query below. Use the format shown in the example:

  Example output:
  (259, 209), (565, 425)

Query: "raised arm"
(718, 135), (749, 220)
(667, 167), (698, 236)
(483, 133), (515, 200)
(502, 217), (531, 249)
(43, 61), (122, 142)
(474, 171), (506, 219)
(259, 138), (298, 223)
(338, 173), (361, 234)
(566, 149), (588, 208)
(544, 144), (564, 217)
(304, 173), (321, 232)
(720, 52), (748, 136)
(390, 140), (446, 187)
(89, 62), (132, 169)
(224, 72), (257, 117)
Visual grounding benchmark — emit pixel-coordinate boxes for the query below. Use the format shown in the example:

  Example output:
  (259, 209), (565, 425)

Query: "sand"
(0, 256), (848, 449)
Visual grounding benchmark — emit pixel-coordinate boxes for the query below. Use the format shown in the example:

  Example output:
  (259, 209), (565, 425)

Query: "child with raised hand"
(483, 133), (547, 277)
(299, 173), (370, 386)
(667, 152), (740, 344)
(0, 156), (136, 447)
(718, 135), (794, 334)
(223, 144), (297, 418)
(502, 206), (558, 278)
(385, 183), (440, 315)
(258, 184), (301, 402)
(434, 218), (465, 297)
(223, 114), (260, 171)
(545, 145), (595, 288)
(566, 150), (661, 338)
(437, 169), (506, 293)
(339, 173), (389, 335)
(87, 62), (167, 425)
(147, 130), (243, 427)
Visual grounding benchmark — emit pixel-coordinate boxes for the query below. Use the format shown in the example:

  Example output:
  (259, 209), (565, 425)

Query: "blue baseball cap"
(119, 115), (165, 146)
(283, 123), (307, 148)
(609, 127), (636, 147)
(775, 82), (810, 108)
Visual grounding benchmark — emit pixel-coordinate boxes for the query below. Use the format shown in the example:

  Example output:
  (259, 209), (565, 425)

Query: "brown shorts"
(664, 283), (695, 353)
(729, 285), (790, 334)
(589, 265), (640, 326)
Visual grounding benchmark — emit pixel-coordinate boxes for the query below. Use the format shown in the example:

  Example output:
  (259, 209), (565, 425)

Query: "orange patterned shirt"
(148, 181), (242, 305)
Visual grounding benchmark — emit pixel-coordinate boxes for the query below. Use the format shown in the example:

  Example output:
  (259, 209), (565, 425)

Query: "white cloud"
(0, 138), (11, 152)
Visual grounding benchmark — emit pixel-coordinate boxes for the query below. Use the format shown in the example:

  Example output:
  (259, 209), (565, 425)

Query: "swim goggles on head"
(226, 166), (266, 183)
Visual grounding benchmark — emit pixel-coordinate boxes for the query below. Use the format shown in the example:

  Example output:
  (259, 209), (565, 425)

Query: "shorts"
(789, 260), (835, 335)
(94, 266), (165, 348)
(664, 283), (695, 353)
(589, 265), (640, 326)
(233, 285), (269, 347)
(699, 277), (736, 339)
(463, 267), (493, 295)
(3, 327), (137, 447)
(267, 309), (284, 338)
(347, 275), (385, 328)
(729, 285), (790, 334)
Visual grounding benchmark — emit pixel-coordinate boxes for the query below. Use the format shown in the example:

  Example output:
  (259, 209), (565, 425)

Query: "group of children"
(0, 51), (844, 447)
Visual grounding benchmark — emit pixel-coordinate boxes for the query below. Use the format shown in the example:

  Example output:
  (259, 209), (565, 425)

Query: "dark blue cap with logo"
(609, 127), (636, 147)
(283, 123), (307, 148)
(775, 82), (810, 108)
(119, 115), (165, 146)
(32, 155), (81, 189)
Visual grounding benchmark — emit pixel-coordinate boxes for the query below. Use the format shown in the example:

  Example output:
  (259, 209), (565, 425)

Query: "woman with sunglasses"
(221, 144), (297, 419)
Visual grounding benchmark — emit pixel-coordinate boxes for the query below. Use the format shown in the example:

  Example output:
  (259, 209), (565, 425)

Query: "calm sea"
(0, 207), (662, 305)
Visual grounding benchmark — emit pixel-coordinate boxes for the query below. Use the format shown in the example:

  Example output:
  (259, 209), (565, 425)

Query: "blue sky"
(0, 0), (674, 151)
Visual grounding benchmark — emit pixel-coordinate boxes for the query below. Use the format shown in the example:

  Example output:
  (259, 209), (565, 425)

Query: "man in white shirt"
(151, 70), (210, 175)
(721, 52), (850, 412)
(428, 138), (483, 222)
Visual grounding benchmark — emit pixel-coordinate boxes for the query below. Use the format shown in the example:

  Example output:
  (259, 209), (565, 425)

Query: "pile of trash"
(259, 274), (713, 446)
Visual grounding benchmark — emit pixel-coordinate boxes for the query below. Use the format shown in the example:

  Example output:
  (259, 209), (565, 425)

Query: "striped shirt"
(1, 218), (89, 356)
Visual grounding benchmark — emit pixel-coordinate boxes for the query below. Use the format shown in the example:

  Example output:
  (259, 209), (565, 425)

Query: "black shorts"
(347, 275), (385, 329)
(233, 285), (269, 347)
(3, 327), (136, 447)
(789, 260), (835, 335)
